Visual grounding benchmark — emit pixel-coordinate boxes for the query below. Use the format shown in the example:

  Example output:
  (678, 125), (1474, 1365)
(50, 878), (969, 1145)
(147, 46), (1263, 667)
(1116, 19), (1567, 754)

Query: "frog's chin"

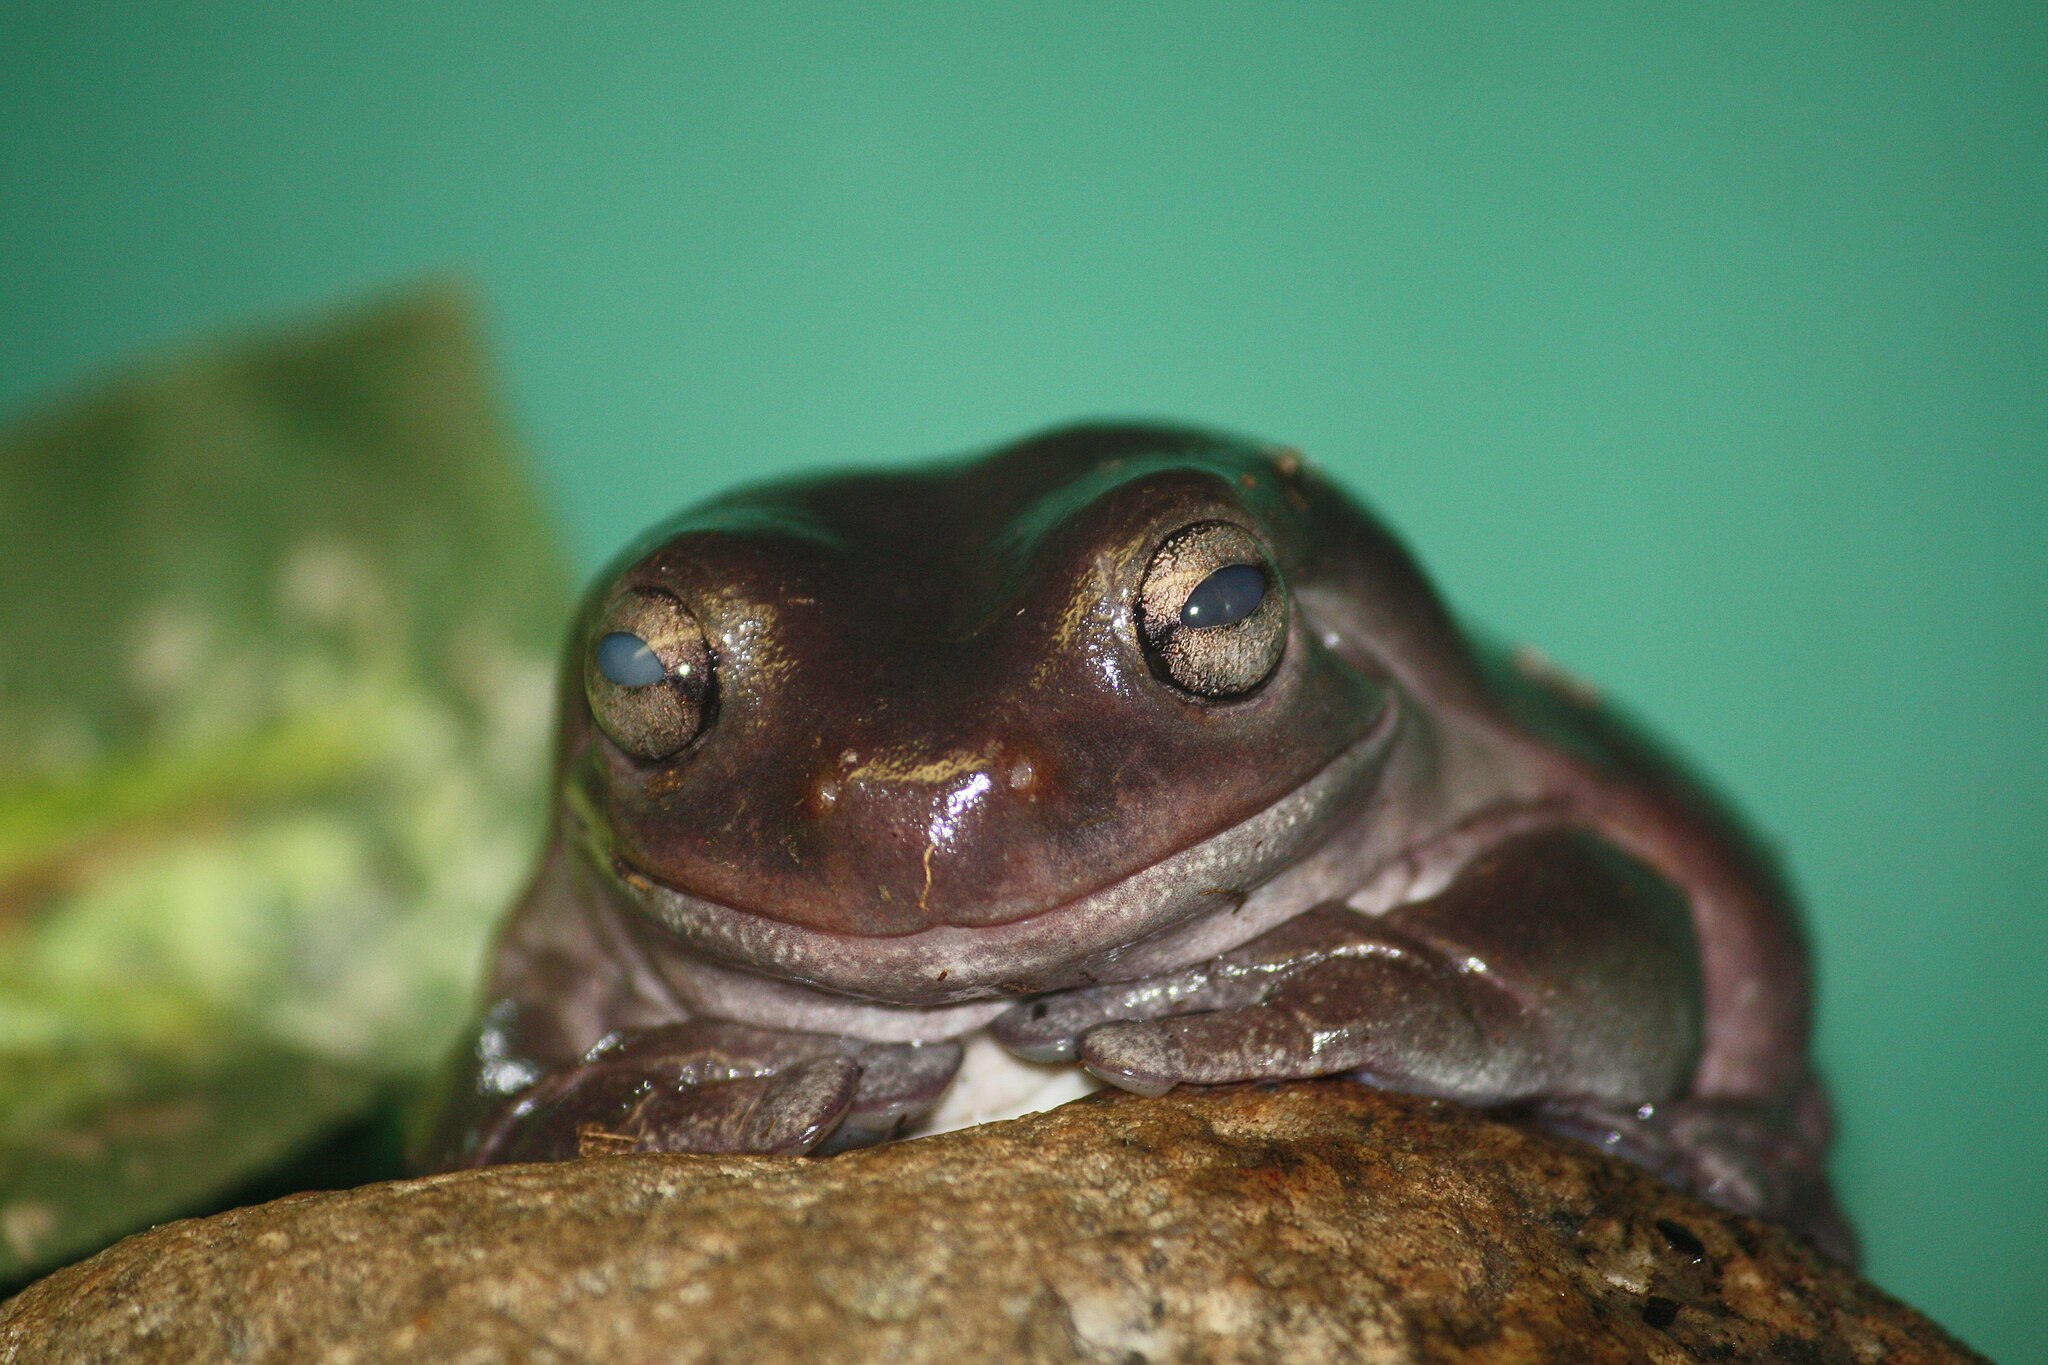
(579, 715), (1402, 1009)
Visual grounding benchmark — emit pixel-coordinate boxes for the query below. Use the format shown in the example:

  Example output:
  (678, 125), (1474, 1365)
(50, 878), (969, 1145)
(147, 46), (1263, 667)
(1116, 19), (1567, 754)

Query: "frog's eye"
(1137, 522), (1287, 698)
(596, 631), (666, 687)
(583, 588), (714, 760)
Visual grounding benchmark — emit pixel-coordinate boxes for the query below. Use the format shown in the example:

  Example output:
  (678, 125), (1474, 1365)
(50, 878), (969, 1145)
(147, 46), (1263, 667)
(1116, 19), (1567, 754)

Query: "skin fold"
(410, 423), (1853, 1263)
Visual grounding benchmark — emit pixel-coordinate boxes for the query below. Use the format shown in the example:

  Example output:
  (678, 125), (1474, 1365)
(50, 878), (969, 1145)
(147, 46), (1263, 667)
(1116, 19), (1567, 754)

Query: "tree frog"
(413, 424), (1851, 1262)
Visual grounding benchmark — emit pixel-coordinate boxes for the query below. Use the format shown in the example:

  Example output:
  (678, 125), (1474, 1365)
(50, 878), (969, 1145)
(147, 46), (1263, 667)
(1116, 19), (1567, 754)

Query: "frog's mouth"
(574, 710), (1402, 1011)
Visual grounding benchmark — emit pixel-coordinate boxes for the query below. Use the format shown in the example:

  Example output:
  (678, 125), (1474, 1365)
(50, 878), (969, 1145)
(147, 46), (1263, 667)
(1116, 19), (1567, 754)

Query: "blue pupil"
(1180, 563), (1267, 629)
(597, 631), (666, 687)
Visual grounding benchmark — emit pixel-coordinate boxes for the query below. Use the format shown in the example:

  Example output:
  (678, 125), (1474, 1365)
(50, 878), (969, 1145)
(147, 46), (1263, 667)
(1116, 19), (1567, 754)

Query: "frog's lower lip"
(585, 714), (1399, 1008)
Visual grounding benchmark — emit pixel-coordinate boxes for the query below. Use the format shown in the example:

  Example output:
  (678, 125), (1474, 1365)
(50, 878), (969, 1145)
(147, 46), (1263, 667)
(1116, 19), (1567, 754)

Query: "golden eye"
(583, 588), (713, 760)
(1137, 522), (1286, 698)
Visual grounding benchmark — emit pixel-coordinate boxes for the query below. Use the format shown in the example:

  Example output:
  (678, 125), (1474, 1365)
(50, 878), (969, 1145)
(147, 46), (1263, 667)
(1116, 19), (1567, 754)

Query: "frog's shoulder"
(1468, 630), (1799, 912)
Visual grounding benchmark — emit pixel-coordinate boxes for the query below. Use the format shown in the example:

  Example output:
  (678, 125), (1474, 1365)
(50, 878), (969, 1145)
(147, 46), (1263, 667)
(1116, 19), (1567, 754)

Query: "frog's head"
(564, 424), (1460, 1003)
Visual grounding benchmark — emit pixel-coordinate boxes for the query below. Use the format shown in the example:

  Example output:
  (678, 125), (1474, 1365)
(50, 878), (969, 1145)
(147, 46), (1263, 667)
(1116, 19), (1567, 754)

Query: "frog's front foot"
(476, 1021), (962, 1163)
(994, 830), (1705, 1108)
(994, 904), (1537, 1100)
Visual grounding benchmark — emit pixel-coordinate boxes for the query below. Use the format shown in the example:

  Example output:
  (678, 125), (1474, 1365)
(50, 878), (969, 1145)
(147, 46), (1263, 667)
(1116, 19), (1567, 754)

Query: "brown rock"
(0, 1084), (1982, 1363)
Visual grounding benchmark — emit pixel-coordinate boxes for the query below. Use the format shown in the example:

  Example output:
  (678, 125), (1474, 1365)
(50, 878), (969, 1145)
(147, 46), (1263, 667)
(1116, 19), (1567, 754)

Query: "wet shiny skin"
(413, 423), (1853, 1262)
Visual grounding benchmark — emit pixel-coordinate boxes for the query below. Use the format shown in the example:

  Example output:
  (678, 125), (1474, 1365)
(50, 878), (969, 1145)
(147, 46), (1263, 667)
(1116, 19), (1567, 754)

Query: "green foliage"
(0, 290), (571, 1281)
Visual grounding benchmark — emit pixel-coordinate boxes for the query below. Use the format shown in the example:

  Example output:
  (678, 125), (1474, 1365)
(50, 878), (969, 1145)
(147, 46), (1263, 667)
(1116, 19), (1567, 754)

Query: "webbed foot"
(1533, 1076), (1857, 1265)
(995, 905), (1539, 1100)
(477, 1020), (962, 1163)
(993, 829), (1703, 1108)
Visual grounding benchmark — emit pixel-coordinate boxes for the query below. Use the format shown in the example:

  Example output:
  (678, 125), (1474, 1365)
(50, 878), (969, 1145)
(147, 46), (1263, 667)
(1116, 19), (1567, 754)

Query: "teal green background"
(2, 6), (2041, 1355)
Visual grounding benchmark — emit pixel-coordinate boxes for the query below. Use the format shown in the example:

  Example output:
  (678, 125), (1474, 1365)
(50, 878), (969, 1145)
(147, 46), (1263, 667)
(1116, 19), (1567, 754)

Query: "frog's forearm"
(1009, 828), (1703, 1108)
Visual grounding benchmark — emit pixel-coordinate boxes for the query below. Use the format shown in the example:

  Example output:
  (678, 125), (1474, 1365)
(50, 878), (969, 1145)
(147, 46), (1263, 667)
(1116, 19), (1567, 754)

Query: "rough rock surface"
(0, 1084), (1982, 1364)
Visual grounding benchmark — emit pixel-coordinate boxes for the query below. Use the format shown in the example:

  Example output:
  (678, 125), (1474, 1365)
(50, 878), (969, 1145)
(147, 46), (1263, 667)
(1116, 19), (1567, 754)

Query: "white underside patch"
(904, 1032), (1103, 1137)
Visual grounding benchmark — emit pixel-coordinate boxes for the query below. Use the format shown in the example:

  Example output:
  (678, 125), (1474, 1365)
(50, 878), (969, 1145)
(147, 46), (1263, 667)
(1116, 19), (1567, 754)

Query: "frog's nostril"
(806, 741), (1054, 835)
(804, 774), (843, 818)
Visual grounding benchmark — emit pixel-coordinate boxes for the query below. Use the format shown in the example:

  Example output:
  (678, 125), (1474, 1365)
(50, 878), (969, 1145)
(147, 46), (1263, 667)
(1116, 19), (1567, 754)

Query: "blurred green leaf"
(0, 287), (571, 1281)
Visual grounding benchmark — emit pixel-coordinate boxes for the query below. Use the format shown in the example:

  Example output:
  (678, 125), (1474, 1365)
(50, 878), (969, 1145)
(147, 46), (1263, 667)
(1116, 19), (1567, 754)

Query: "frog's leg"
(471, 1021), (963, 1164)
(993, 827), (1703, 1109)
(420, 1007), (963, 1167)
(409, 846), (963, 1169)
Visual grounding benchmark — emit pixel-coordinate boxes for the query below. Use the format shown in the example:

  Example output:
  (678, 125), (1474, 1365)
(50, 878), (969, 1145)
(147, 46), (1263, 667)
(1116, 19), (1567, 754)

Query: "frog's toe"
(845, 1038), (964, 1123)
(988, 997), (1089, 1062)
(635, 1055), (862, 1155)
(1077, 1005), (1316, 1092)
(1075, 952), (1536, 1101)
(1073, 1021), (1180, 1094)
(991, 965), (1230, 1062)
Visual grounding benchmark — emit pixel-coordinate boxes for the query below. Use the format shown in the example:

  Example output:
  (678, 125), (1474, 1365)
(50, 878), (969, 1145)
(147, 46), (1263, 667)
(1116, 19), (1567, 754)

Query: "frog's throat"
(571, 718), (1400, 1008)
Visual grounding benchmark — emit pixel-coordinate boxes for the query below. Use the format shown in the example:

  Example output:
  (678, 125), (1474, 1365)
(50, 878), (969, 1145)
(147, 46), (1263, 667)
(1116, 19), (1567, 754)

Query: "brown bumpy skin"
(412, 423), (1848, 1261)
